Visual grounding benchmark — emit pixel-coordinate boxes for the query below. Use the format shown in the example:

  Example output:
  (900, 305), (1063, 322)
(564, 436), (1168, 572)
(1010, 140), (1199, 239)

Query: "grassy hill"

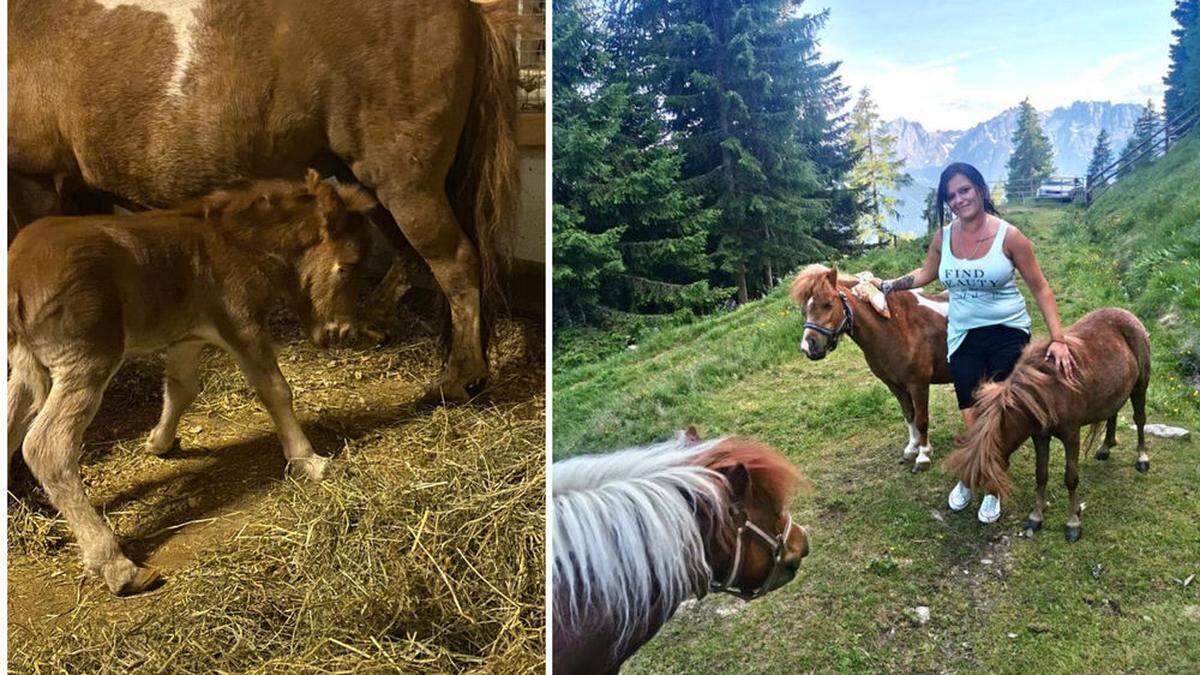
(552, 134), (1200, 672)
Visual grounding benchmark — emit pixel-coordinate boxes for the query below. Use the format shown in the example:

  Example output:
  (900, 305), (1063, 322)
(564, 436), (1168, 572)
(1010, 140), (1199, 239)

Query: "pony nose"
(793, 525), (810, 560)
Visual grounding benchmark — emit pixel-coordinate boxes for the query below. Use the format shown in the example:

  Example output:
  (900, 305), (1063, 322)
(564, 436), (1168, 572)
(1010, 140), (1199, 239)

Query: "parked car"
(1036, 177), (1081, 202)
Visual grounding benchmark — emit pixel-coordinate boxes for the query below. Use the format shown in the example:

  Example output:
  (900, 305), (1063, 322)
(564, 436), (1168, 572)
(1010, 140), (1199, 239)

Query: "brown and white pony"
(9, 0), (518, 402)
(791, 264), (952, 471)
(552, 431), (810, 674)
(8, 171), (375, 595)
(943, 308), (1151, 541)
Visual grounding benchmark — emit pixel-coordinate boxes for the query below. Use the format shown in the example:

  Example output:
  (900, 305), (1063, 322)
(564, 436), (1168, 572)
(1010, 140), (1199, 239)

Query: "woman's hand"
(1045, 340), (1076, 381)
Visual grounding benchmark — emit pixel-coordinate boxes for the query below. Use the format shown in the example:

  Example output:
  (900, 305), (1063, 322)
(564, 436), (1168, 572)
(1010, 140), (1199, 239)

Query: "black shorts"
(949, 324), (1031, 409)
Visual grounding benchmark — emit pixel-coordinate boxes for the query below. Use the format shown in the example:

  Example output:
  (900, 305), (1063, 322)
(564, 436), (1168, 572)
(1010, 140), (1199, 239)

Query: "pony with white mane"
(552, 430), (810, 674)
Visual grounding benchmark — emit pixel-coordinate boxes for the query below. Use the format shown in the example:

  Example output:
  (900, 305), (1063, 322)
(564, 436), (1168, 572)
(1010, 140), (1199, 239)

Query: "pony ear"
(305, 168), (322, 194)
(683, 425), (701, 445)
(826, 264), (839, 286)
(720, 463), (751, 501)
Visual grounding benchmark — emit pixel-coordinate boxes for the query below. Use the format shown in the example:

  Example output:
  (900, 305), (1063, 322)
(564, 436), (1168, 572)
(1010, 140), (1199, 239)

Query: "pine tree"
(1086, 129), (1113, 184)
(1117, 101), (1162, 177)
(552, 0), (724, 323)
(1005, 98), (1055, 198)
(847, 88), (912, 245)
(921, 187), (939, 235)
(1164, 0), (1200, 128)
(628, 0), (852, 302)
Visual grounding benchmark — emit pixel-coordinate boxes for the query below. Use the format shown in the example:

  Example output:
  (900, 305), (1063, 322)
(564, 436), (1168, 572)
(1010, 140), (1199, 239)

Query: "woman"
(881, 162), (1076, 523)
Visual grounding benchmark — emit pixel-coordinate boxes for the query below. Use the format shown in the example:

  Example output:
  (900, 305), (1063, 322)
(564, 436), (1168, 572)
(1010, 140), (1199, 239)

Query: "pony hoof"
(1064, 525), (1082, 543)
(1094, 450), (1110, 461)
(1023, 518), (1043, 532)
(144, 437), (182, 457)
(1135, 460), (1150, 473)
(911, 458), (931, 473)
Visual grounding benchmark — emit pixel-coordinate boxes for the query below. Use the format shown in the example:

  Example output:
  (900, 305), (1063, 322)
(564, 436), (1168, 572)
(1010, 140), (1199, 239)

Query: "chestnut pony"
(8, 170), (375, 595)
(791, 264), (952, 471)
(552, 430), (810, 674)
(943, 308), (1151, 541)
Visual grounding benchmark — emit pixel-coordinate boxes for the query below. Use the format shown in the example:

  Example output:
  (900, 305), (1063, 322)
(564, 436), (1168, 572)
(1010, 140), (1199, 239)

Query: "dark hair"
(937, 162), (999, 226)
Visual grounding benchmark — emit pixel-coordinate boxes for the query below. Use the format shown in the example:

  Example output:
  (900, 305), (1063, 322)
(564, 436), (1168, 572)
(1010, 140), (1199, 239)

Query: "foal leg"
(1094, 414), (1118, 460)
(886, 383), (919, 465)
(1061, 427), (1084, 542)
(1024, 434), (1051, 532)
(907, 384), (933, 472)
(222, 331), (326, 481)
(145, 341), (204, 455)
(1132, 382), (1150, 473)
(7, 344), (51, 464)
(24, 368), (161, 595)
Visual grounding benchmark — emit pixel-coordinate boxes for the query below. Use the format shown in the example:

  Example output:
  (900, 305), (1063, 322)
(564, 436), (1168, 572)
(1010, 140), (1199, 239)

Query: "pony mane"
(553, 435), (804, 652)
(789, 264), (860, 306)
(552, 436), (731, 652)
(943, 336), (1083, 498)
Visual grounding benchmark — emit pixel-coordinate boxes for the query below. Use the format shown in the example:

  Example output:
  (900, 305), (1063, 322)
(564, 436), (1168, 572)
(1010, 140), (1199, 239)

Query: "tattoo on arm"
(884, 275), (915, 294)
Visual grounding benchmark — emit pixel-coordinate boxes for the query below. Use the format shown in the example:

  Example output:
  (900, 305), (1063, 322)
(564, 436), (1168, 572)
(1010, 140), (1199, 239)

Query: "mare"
(943, 308), (1151, 541)
(791, 264), (953, 471)
(552, 430), (810, 674)
(8, 0), (518, 402)
(8, 170), (377, 595)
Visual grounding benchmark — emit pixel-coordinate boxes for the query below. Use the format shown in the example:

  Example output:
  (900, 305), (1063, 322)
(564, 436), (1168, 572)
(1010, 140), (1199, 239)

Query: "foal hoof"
(420, 382), (471, 405)
(1064, 525), (1082, 543)
(104, 561), (164, 597)
(144, 437), (182, 457)
(289, 455), (329, 482)
(1094, 449), (1110, 461)
(1135, 459), (1150, 473)
(1023, 518), (1043, 532)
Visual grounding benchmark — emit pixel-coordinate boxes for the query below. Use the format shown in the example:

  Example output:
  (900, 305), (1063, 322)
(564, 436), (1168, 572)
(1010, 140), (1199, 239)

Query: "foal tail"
(7, 340), (51, 460)
(450, 0), (520, 352)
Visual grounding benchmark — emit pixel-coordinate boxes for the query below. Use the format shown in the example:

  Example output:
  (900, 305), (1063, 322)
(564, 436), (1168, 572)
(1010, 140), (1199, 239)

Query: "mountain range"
(882, 101), (1144, 235)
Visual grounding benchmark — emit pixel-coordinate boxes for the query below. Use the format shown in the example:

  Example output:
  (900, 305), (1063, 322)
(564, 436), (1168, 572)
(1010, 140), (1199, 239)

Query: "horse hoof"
(106, 563), (164, 596)
(1094, 450), (1110, 461)
(911, 459), (931, 473)
(1135, 460), (1150, 473)
(1023, 518), (1043, 532)
(289, 455), (329, 482)
(144, 436), (182, 457)
(420, 382), (471, 406)
(1064, 525), (1082, 543)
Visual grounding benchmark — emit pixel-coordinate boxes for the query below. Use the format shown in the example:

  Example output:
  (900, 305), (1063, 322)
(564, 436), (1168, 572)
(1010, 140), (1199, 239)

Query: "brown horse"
(943, 308), (1151, 541)
(8, 171), (376, 595)
(8, 0), (518, 402)
(552, 430), (810, 674)
(791, 264), (952, 471)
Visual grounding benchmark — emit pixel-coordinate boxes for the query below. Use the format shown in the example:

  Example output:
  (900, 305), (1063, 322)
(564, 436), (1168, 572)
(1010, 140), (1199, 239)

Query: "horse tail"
(450, 0), (520, 354)
(942, 383), (1016, 499)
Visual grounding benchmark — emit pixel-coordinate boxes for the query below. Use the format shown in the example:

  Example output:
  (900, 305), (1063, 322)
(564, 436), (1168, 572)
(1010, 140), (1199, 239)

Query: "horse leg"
(221, 330), (326, 481)
(1062, 427), (1083, 542)
(8, 343), (51, 465)
(1025, 434), (1051, 532)
(907, 383), (932, 472)
(372, 179), (488, 403)
(145, 341), (204, 455)
(1095, 414), (1118, 460)
(1132, 380), (1150, 473)
(24, 365), (161, 595)
(887, 383), (918, 465)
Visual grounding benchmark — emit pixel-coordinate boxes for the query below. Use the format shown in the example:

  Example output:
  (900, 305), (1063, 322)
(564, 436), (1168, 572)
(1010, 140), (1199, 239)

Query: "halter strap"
(802, 291), (855, 343)
(711, 511), (797, 600)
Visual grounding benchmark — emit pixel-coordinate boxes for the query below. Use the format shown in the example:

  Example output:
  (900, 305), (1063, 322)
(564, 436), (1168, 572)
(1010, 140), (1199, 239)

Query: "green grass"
(553, 138), (1200, 672)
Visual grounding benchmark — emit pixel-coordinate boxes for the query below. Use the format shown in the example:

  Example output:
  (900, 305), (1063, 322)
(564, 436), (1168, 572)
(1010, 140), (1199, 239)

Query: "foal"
(553, 431), (810, 674)
(8, 170), (375, 595)
(943, 308), (1151, 541)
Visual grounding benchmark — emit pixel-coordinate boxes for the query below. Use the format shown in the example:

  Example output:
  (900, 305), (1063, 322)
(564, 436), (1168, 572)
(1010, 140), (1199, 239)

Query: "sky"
(814, 0), (1177, 131)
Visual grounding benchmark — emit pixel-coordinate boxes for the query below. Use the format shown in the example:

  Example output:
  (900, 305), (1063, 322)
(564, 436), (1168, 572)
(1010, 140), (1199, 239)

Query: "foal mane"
(788, 264), (861, 307)
(943, 337), (1082, 498)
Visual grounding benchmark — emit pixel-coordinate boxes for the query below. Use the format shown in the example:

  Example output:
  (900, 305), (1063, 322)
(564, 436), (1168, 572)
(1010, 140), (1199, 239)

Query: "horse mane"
(553, 436), (729, 651)
(553, 435), (803, 652)
(942, 336), (1083, 498)
(789, 264), (857, 306)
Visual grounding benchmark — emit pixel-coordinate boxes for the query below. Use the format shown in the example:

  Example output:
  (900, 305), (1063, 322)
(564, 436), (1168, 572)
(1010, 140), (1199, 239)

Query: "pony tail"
(941, 383), (1016, 499)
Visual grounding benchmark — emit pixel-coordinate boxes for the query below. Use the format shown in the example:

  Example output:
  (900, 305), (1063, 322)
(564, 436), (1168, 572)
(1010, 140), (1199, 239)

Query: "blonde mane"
(789, 264), (858, 306)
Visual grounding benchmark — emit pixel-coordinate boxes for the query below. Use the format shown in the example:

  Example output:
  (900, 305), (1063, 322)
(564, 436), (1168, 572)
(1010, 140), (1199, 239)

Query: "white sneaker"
(977, 494), (1001, 524)
(948, 482), (971, 511)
